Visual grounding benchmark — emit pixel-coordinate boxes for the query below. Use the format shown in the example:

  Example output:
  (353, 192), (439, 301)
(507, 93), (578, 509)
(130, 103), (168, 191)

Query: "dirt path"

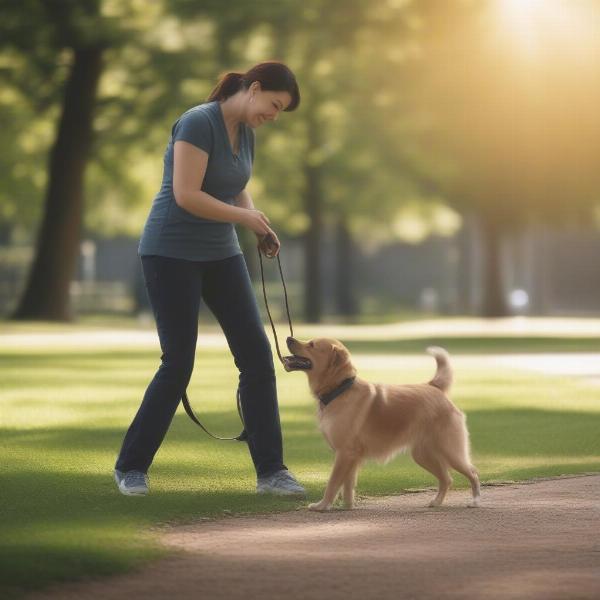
(28, 474), (600, 600)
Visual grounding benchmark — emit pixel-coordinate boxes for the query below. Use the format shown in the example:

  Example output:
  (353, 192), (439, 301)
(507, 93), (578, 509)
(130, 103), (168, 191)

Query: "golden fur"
(286, 337), (481, 511)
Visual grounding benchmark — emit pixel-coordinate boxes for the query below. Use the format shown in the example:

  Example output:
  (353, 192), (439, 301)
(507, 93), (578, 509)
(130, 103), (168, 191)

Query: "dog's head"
(286, 336), (356, 390)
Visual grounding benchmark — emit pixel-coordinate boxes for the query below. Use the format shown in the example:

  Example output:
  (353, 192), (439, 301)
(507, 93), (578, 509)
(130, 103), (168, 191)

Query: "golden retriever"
(285, 336), (480, 511)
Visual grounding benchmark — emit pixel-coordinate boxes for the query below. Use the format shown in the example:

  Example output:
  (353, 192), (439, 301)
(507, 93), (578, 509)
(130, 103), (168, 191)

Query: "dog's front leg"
(309, 453), (357, 512)
(342, 463), (360, 509)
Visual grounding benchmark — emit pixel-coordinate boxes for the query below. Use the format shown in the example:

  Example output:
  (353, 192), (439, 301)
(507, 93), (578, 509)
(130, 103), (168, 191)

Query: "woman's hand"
(239, 208), (274, 236)
(256, 231), (280, 258)
(239, 209), (280, 257)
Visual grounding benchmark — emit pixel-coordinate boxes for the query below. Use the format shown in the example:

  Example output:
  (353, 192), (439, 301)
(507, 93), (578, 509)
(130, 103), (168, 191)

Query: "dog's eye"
(309, 342), (314, 348)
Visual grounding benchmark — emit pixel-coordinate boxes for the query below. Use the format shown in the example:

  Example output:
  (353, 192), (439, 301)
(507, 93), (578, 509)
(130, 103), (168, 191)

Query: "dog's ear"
(330, 345), (356, 376)
(332, 347), (340, 366)
(331, 346), (346, 368)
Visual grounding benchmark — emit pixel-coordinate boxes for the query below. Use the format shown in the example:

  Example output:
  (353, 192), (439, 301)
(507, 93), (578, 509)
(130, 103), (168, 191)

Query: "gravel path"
(28, 474), (600, 600)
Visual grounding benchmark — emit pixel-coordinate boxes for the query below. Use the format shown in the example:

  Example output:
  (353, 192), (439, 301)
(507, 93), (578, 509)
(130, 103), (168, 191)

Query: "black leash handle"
(180, 240), (294, 441)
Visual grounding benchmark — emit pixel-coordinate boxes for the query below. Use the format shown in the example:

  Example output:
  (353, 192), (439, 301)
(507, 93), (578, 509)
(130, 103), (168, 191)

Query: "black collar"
(317, 376), (356, 406)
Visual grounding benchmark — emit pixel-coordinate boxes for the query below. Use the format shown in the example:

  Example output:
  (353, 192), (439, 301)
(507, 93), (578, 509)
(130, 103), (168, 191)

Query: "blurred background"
(1, 0), (600, 324)
(2, 5), (600, 595)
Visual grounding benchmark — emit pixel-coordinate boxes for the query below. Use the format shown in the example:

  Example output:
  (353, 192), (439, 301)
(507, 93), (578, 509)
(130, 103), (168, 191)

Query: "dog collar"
(318, 376), (356, 406)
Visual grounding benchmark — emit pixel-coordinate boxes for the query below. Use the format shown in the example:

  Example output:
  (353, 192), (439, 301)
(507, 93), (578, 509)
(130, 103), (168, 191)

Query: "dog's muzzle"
(282, 355), (312, 372)
(284, 337), (312, 371)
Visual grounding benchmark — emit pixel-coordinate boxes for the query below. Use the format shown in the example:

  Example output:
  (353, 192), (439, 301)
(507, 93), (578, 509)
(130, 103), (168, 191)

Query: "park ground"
(1, 316), (599, 598)
(25, 474), (600, 600)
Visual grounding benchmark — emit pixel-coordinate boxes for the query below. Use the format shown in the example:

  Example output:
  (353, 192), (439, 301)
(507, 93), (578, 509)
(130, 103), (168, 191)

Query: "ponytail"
(207, 72), (248, 102)
(206, 62), (300, 111)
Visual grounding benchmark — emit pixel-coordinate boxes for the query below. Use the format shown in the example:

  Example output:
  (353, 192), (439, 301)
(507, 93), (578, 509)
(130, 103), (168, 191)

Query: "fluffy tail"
(426, 346), (453, 393)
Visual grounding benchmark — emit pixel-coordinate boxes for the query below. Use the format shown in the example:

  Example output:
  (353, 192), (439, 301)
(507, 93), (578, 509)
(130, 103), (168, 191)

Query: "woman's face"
(246, 83), (292, 128)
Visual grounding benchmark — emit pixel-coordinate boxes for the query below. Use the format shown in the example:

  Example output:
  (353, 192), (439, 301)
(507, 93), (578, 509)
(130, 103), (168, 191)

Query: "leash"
(257, 241), (294, 367)
(181, 236), (306, 441)
(181, 388), (247, 441)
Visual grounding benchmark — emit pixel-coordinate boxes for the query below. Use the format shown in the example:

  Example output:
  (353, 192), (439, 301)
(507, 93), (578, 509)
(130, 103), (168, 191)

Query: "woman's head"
(207, 61), (300, 128)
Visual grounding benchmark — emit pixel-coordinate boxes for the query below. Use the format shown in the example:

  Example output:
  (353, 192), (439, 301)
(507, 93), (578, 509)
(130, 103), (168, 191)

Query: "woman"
(114, 61), (305, 498)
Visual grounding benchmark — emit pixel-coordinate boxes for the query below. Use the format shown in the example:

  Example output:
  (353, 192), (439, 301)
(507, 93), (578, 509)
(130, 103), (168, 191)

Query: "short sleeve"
(172, 109), (213, 154)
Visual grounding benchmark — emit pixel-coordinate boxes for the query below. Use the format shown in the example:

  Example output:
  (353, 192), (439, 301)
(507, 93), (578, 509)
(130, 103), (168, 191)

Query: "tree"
(4, 0), (224, 319)
(408, 0), (600, 315)
(3, 0), (116, 320)
(247, 0), (430, 321)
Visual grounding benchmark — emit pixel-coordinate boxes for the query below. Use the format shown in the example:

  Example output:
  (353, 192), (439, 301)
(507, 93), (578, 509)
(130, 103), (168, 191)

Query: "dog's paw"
(468, 497), (481, 508)
(308, 501), (331, 512)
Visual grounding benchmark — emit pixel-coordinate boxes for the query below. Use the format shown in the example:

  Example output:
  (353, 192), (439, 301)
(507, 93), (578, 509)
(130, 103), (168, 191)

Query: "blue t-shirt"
(139, 100), (254, 261)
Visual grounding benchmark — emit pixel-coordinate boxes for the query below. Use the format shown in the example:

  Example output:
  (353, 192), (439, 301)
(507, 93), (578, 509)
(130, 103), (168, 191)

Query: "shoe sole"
(256, 488), (306, 497)
(118, 485), (148, 496)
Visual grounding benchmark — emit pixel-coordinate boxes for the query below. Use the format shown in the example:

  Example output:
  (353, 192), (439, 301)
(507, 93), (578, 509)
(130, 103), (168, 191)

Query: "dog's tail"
(426, 346), (453, 393)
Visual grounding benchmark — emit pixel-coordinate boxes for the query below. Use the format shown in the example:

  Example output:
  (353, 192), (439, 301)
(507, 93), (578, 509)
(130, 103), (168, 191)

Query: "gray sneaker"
(257, 469), (306, 497)
(114, 469), (149, 496)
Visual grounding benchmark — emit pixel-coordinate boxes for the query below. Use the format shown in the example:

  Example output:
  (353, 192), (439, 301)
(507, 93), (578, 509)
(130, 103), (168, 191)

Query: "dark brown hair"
(207, 61), (300, 112)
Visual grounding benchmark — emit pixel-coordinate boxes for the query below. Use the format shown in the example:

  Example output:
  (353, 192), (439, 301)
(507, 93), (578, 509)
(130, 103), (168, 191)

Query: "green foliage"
(0, 0), (463, 244)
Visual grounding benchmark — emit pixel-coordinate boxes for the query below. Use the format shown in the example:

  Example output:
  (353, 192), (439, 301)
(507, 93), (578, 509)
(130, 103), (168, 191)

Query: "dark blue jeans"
(115, 253), (287, 478)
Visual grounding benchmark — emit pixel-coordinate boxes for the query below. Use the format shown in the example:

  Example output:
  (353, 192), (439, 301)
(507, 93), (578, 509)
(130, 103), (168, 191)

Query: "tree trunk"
(456, 212), (476, 315)
(480, 214), (508, 317)
(303, 157), (322, 323)
(334, 214), (359, 319)
(299, 85), (324, 324)
(0, 223), (12, 246)
(12, 46), (104, 321)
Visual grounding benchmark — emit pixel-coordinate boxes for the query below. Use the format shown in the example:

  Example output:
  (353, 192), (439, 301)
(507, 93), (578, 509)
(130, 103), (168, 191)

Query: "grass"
(1, 327), (600, 598)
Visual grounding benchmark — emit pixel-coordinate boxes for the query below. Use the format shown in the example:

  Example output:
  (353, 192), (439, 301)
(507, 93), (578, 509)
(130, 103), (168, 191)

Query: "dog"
(285, 336), (480, 511)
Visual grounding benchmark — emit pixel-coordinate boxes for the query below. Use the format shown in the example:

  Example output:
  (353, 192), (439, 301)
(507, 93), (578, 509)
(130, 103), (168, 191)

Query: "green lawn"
(1, 331), (599, 598)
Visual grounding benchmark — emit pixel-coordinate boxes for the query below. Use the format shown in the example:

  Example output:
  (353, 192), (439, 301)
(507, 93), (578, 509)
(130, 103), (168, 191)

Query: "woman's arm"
(235, 188), (256, 211)
(173, 140), (276, 240)
(173, 140), (246, 223)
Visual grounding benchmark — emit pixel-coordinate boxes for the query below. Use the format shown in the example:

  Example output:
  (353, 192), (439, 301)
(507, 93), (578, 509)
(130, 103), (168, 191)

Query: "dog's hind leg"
(309, 452), (359, 512)
(342, 461), (360, 509)
(443, 418), (481, 507)
(448, 458), (481, 507)
(411, 445), (452, 507)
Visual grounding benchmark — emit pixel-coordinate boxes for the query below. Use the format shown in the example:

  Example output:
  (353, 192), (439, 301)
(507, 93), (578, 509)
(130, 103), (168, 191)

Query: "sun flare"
(494, 0), (599, 61)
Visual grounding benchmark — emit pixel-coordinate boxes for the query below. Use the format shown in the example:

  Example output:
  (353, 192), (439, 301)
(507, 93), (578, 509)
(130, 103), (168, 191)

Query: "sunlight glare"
(495, 0), (599, 62)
